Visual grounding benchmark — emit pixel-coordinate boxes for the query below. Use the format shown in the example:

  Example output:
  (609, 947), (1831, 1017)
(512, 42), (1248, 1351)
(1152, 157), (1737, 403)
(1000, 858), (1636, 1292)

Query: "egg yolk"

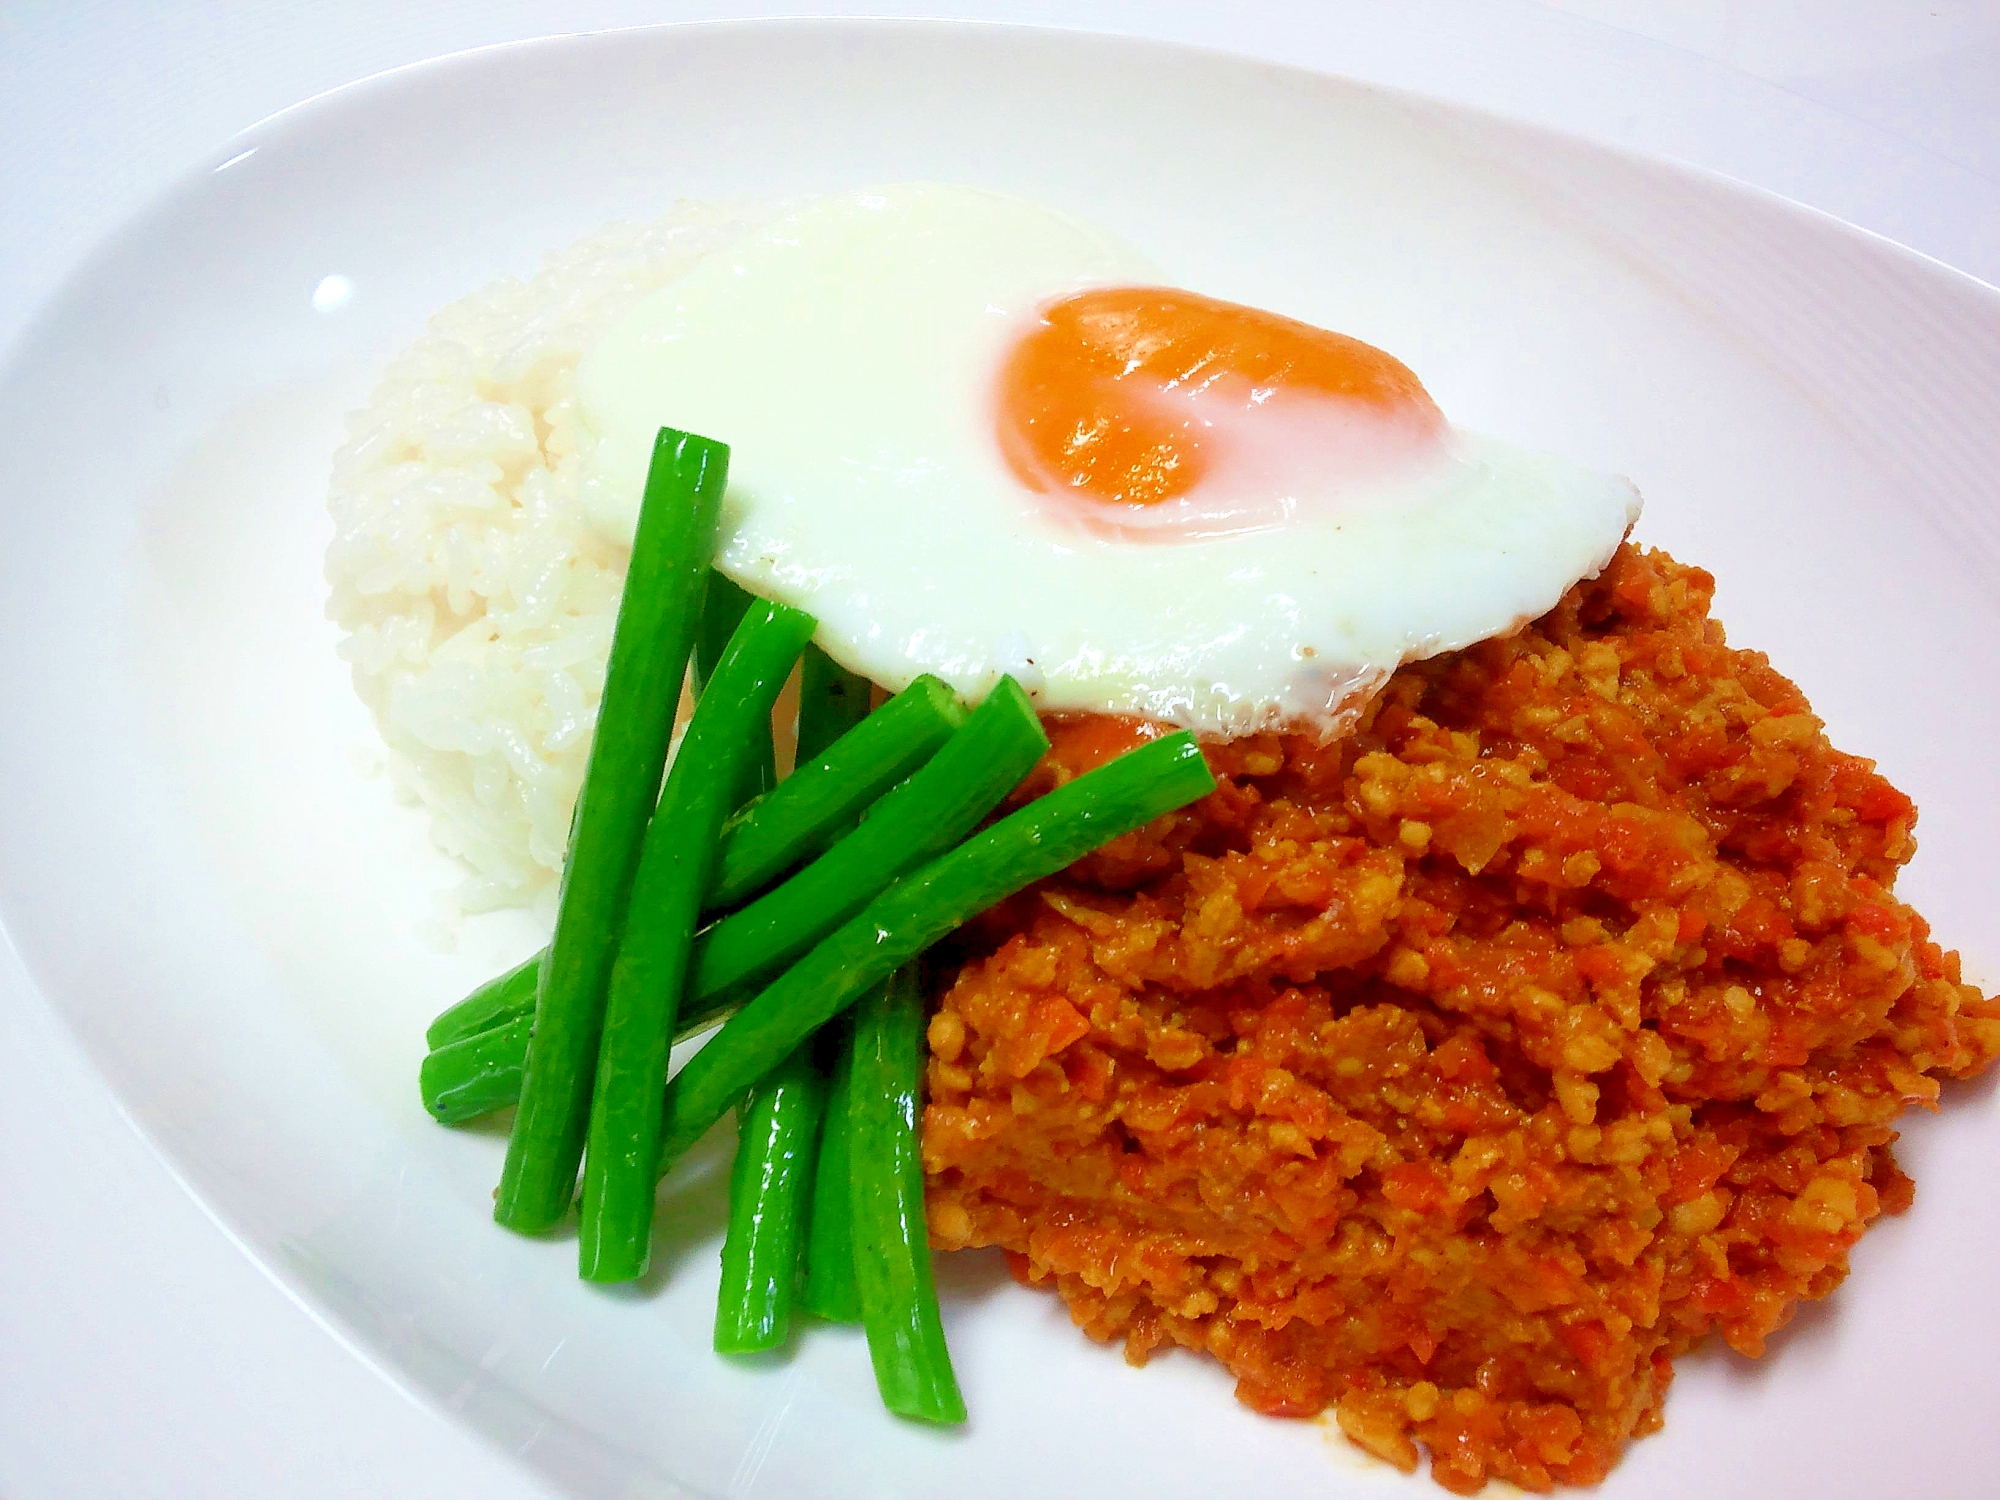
(995, 287), (1445, 511)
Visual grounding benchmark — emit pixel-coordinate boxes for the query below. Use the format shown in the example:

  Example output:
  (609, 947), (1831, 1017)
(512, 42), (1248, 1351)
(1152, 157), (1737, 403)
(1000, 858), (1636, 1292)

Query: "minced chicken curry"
(921, 544), (1999, 1492)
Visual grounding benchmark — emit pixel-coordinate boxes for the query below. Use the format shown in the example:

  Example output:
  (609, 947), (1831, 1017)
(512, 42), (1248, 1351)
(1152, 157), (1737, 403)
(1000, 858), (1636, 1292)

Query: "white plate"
(3, 19), (1997, 1499)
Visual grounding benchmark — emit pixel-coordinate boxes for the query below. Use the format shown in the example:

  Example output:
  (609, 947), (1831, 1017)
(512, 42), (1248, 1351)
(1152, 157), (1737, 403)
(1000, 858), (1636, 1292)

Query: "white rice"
(324, 204), (764, 914)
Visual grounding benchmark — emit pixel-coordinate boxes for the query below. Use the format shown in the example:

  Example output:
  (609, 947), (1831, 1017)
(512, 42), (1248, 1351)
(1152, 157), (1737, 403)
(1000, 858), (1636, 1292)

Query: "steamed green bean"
(799, 1018), (863, 1323)
(849, 964), (964, 1423)
(579, 598), (815, 1282)
(713, 1043), (829, 1352)
(714, 643), (872, 1345)
(493, 428), (726, 1234)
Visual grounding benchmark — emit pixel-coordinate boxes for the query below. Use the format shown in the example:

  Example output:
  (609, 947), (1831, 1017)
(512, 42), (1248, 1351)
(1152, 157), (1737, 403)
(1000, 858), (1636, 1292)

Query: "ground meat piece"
(921, 543), (1999, 1493)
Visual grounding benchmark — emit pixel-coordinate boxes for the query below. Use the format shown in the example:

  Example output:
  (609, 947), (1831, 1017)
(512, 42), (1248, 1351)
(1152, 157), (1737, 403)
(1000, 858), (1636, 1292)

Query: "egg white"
(576, 183), (1640, 736)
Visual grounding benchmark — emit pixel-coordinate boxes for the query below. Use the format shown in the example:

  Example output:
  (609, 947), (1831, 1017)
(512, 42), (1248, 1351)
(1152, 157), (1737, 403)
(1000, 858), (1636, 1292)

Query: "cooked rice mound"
(323, 206), (760, 911)
(921, 544), (2000, 1492)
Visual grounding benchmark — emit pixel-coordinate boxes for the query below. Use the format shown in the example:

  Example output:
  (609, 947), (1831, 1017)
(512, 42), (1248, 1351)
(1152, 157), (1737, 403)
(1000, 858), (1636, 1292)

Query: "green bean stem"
(713, 1043), (829, 1353)
(798, 1018), (863, 1323)
(493, 429), (727, 1234)
(655, 729), (1216, 1176)
(691, 675), (1048, 1006)
(579, 598), (816, 1282)
(426, 952), (539, 1050)
(420, 1015), (535, 1125)
(850, 964), (964, 1424)
(707, 674), (963, 912)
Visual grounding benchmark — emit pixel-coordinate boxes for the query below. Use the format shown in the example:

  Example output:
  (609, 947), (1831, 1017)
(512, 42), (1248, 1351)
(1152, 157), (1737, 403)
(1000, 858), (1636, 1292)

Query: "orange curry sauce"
(919, 544), (1999, 1491)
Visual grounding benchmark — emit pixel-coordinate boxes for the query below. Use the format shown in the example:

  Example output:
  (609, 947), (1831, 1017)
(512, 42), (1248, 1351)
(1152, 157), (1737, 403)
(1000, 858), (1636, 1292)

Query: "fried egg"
(577, 183), (1640, 736)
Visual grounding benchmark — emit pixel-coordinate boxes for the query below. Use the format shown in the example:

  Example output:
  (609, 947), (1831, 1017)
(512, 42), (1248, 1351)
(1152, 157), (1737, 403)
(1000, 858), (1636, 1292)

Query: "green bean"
(798, 1017), (863, 1323)
(850, 964), (963, 1424)
(656, 729), (1216, 1176)
(420, 1015), (535, 1125)
(579, 598), (816, 1282)
(421, 989), (741, 1124)
(425, 952), (538, 1050)
(707, 674), (963, 912)
(796, 647), (872, 769)
(428, 961), (537, 1059)
(713, 643), (870, 1345)
(494, 429), (727, 1234)
(694, 572), (774, 807)
(713, 1043), (829, 1353)
(692, 572), (754, 693)
(690, 675), (1047, 1007)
